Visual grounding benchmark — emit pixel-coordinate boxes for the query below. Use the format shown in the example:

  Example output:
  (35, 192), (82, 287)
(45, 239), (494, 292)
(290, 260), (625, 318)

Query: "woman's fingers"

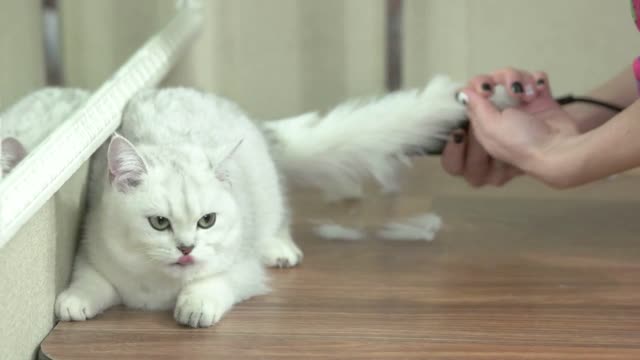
(485, 160), (521, 186)
(468, 75), (496, 98)
(532, 71), (552, 98)
(458, 68), (550, 108)
(441, 129), (467, 176)
(463, 127), (492, 187)
(441, 124), (521, 187)
(463, 89), (502, 134)
(491, 67), (538, 102)
(444, 67), (551, 187)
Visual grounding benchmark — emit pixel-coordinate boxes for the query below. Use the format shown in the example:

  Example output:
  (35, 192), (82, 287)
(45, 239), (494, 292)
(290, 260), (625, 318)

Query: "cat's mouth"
(174, 255), (195, 266)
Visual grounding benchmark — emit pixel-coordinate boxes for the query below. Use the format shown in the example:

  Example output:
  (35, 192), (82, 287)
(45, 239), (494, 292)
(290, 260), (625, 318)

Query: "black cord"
(554, 95), (624, 112)
(418, 95), (625, 156)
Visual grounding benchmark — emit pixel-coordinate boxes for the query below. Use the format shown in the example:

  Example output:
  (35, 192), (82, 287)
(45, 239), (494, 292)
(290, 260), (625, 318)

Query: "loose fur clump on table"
(312, 223), (366, 241)
(311, 212), (443, 242)
(377, 213), (443, 241)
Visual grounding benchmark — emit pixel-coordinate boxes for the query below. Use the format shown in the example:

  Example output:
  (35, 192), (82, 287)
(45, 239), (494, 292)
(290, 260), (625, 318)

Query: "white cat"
(1, 88), (89, 176)
(56, 75), (470, 327)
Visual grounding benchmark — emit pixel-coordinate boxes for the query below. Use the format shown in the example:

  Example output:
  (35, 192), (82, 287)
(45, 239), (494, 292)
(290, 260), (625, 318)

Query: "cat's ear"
(107, 133), (147, 193)
(1, 137), (27, 175)
(214, 139), (243, 183)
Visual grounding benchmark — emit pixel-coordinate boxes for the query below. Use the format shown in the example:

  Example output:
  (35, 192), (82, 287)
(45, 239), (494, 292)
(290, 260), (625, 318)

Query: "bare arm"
(563, 66), (637, 133)
(538, 98), (640, 187)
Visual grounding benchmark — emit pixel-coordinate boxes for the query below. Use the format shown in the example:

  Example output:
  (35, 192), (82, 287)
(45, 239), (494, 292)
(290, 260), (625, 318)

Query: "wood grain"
(40, 159), (640, 359)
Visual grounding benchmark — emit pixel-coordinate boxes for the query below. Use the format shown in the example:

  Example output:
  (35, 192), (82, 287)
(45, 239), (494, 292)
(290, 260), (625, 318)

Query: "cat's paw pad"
(261, 239), (303, 268)
(174, 294), (231, 328)
(55, 290), (97, 321)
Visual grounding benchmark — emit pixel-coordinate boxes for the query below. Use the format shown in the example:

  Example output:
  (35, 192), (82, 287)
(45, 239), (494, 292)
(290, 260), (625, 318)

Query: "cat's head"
(1, 137), (27, 176)
(103, 133), (245, 279)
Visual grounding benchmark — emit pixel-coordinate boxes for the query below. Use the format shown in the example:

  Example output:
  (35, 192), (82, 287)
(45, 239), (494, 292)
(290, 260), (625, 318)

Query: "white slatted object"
(0, 4), (203, 247)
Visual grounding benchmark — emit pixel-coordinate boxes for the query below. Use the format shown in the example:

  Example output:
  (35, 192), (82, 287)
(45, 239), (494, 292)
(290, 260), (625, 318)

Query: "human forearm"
(563, 66), (636, 133)
(534, 99), (640, 188)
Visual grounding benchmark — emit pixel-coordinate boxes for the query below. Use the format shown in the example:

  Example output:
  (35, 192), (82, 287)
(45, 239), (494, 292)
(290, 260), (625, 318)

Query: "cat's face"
(104, 134), (244, 279)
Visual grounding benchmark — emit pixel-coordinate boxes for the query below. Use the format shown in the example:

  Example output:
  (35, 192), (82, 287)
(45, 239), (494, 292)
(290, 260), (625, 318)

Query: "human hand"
(441, 125), (523, 187)
(441, 68), (580, 186)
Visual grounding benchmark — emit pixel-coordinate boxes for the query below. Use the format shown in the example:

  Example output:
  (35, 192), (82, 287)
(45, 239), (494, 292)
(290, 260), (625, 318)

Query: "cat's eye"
(197, 213), (217, 229)
(148, 216), (171, 231)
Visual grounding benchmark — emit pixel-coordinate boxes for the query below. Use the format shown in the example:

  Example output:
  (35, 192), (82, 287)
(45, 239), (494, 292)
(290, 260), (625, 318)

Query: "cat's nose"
(178, 245), (194, 255)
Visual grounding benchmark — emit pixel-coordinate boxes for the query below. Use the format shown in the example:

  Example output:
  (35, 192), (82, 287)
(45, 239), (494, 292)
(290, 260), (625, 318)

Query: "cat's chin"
(163, 261), (205, 280)
(171, 261), (196, 268)
(159, 255), (201, 272)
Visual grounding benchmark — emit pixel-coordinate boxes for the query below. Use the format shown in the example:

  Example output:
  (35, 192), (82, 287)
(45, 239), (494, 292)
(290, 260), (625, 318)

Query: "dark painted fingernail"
(481, 83), (492, 92)
(453, 133), (464, 144)
(511, 82), (524, 94)
(536, 78), (545, 85)
(460, 119), (470, 131)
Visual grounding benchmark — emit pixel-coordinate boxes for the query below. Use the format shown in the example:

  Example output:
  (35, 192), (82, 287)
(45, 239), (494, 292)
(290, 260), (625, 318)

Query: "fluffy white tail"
(262, 75), (466, 199)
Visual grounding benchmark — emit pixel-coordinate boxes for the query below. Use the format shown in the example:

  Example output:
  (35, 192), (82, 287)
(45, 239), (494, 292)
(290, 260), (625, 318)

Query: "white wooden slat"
(0, 5), (203, 247)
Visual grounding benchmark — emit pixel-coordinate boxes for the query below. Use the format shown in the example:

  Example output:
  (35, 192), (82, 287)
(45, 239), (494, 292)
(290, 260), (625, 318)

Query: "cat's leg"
(174, 258), (268, 328)
(251, 148), (303, 267)
(55, 254), (121, 321)
(259, 220), (302, 268)
(174, 277), (235, 328)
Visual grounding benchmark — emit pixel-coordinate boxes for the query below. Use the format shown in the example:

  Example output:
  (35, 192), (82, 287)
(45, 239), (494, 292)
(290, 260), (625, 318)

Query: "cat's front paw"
(55, 290), (98, 321)
(261, 237), (303, 268)
(174, 293), (232, 328)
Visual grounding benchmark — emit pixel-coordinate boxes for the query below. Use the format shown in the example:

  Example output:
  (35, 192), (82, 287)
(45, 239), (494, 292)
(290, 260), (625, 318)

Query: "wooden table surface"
(40, 159), (640, 359)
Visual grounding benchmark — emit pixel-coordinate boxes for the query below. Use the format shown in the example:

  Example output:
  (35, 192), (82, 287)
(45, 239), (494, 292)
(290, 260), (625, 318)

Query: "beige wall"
(165, 0), (386, 119)
(60, 0), (639, 118)
(60, 0), (386, 120)
(404, 0), (640, 95)
(0, 0), (45, 110)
